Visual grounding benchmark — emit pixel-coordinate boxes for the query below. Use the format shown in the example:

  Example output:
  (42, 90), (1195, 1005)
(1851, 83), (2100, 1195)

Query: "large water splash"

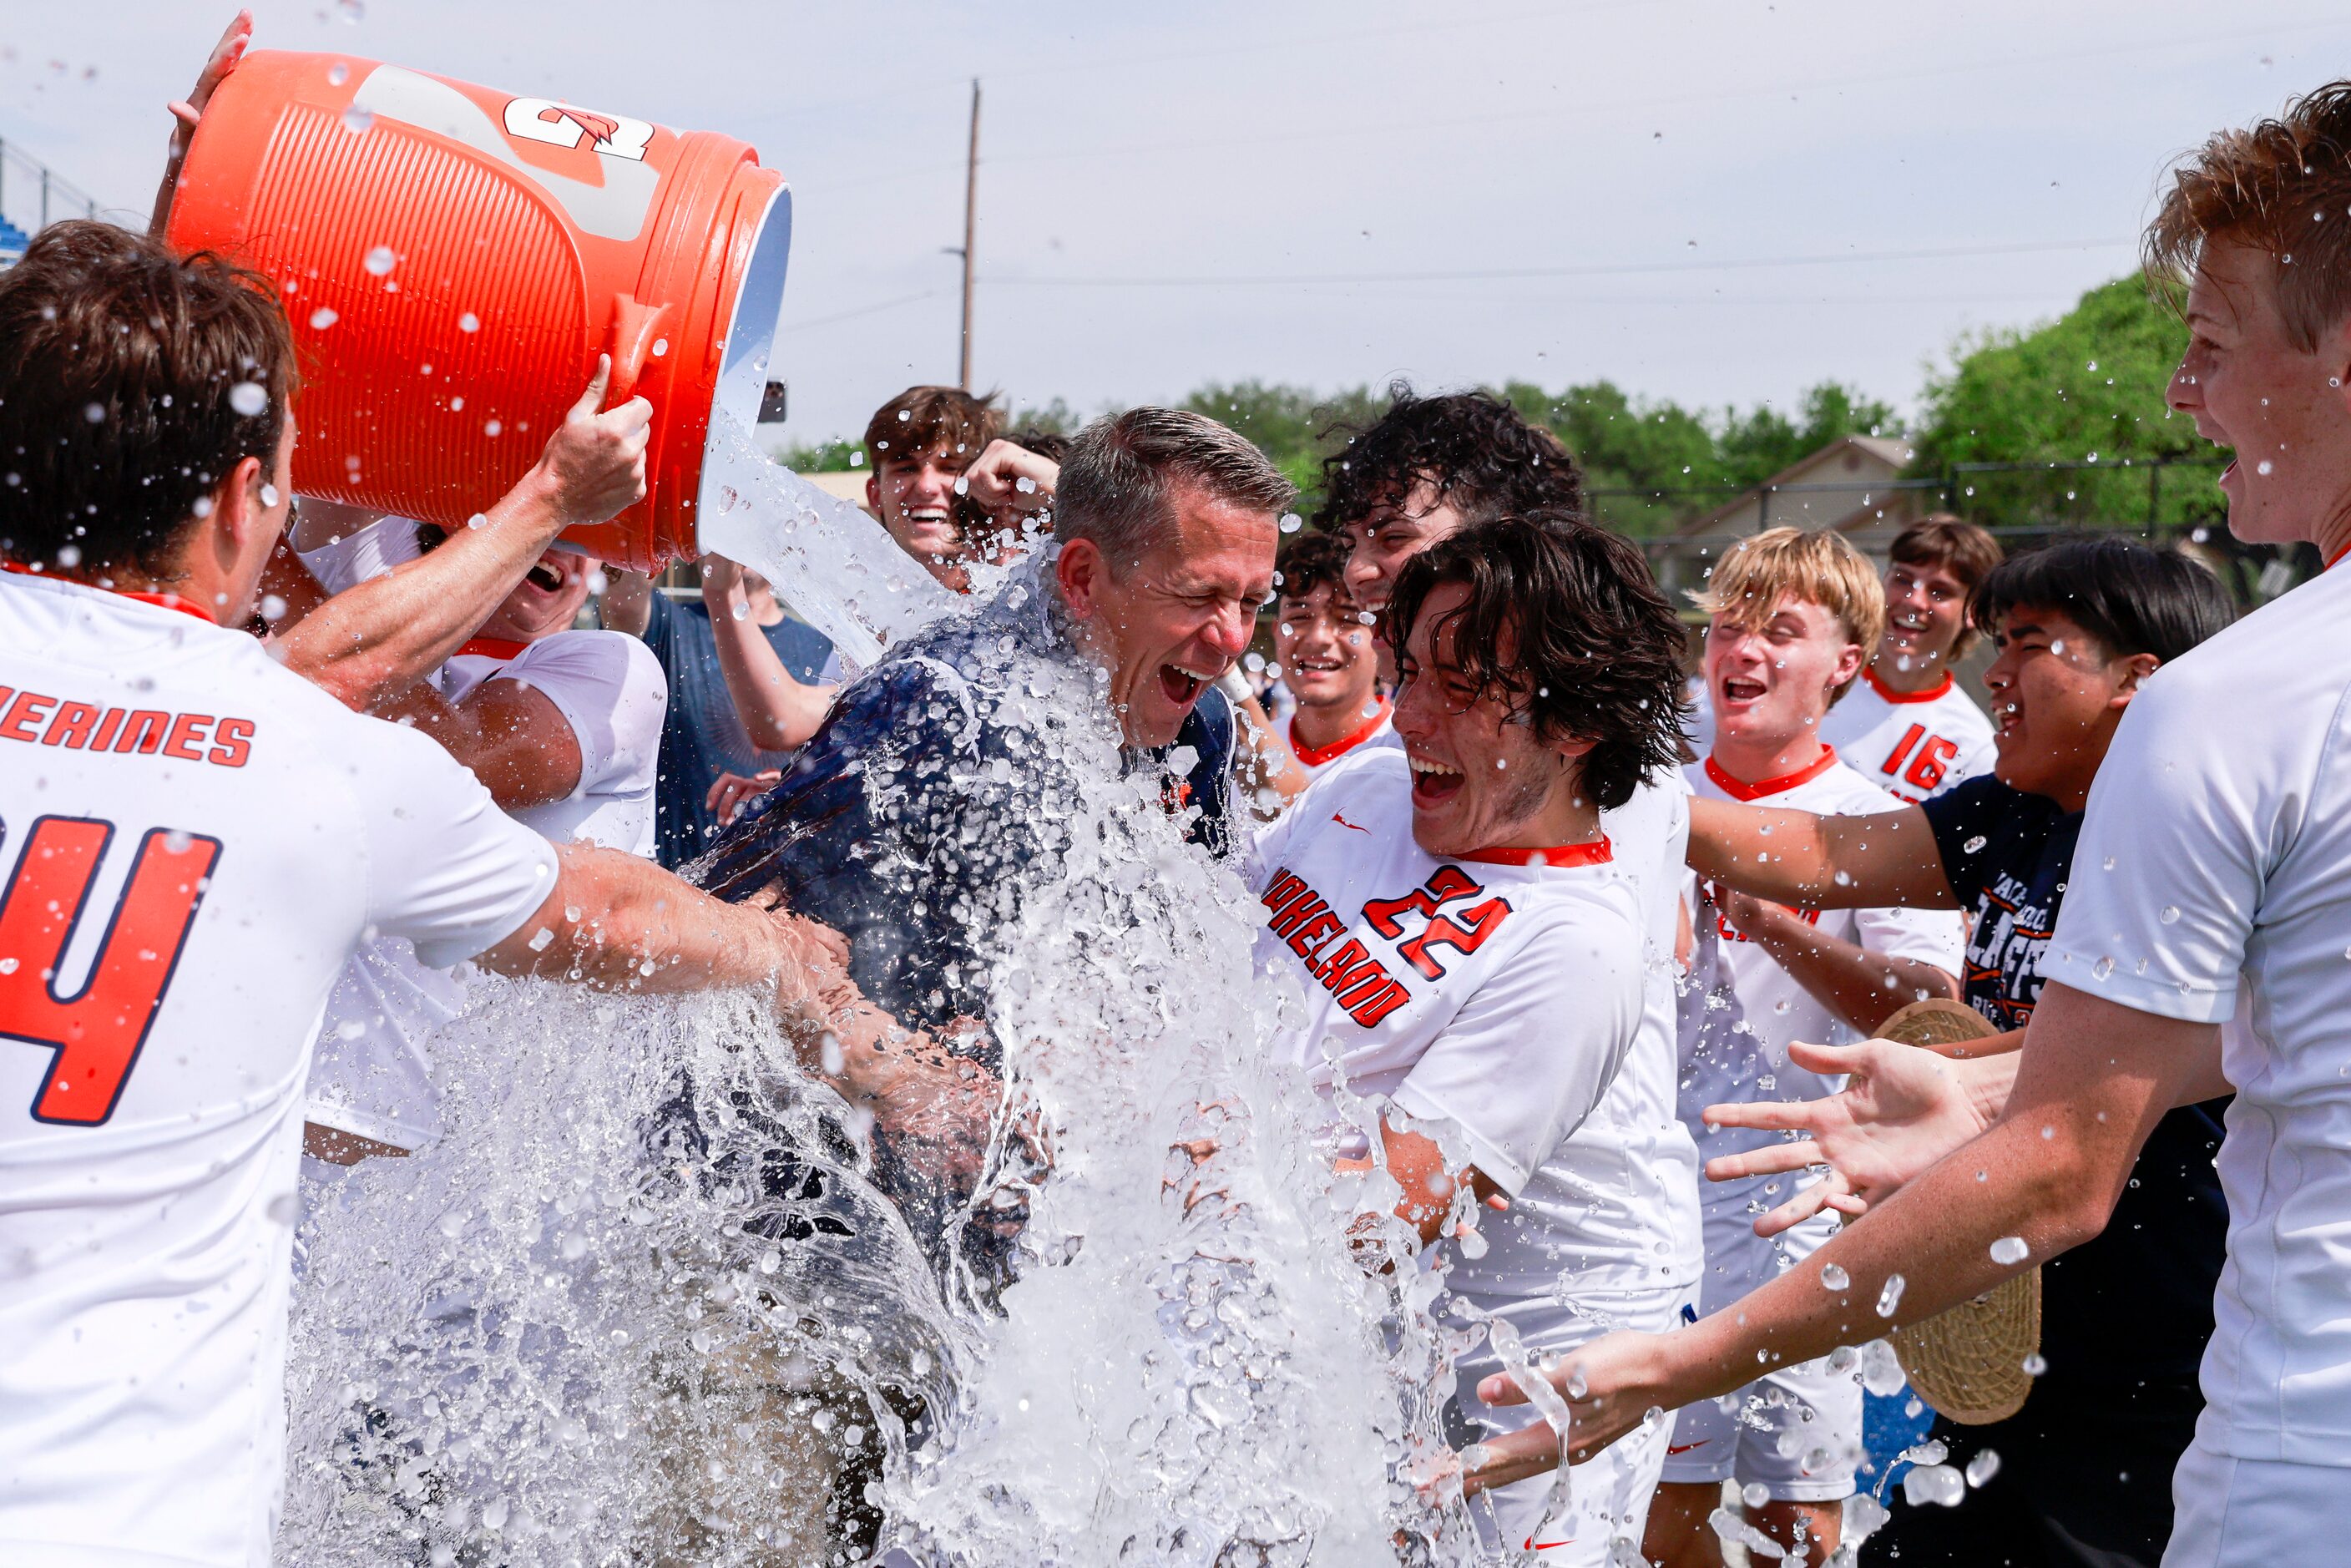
(280, 445), (1499, 1565)
(697, 408), (956, 670)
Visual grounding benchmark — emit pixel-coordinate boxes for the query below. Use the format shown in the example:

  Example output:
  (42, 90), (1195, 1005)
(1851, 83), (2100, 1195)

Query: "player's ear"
(1056, 536), (1105, 621)
(2111, 650), (2162, 705)
(865, 472), (882, 513)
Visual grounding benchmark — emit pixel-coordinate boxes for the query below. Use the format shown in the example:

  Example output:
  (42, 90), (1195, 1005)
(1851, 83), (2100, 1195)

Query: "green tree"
(1909, 276), (2220, 528)
(1180, 379), (1387, 497)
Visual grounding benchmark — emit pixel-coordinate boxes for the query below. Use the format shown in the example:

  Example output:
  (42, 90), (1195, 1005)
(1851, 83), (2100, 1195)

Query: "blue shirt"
(627, 589), (833, 870)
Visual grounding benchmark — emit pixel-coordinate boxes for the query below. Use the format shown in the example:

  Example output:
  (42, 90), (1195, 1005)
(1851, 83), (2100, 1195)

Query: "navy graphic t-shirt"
(1892, 772), (2227, 1560)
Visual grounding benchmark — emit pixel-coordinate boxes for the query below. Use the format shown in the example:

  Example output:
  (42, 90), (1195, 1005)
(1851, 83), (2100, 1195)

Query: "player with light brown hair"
(1820, 514), (2004, 803)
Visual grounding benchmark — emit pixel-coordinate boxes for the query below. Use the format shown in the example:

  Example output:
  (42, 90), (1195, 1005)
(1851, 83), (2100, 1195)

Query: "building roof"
(1673, 433), (1918, 538)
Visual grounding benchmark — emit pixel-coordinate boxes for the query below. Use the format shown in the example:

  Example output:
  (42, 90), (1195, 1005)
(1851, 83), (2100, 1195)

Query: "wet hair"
(0, 220), (296, 579)
(1969, 534), (2235, 665)
(1888, 513), (2004, 658)
(862, 384), (1001, 469)
(1055, 407), (1293, 568)
(1689, 526), (1886, 706)
(1312, 385), (1585, 536)
(1274, 529), (1358, 609)
(2145, 80), (2351, 348)
(1385, 509), (1687, 811)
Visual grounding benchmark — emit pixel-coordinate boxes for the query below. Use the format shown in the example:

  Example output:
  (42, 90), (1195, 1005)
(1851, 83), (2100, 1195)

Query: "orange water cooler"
(163, 50), (790, 570)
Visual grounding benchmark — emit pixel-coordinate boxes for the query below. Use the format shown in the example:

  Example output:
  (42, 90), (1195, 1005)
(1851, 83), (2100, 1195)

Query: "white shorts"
(2165, 1436), (2351, 1566)
(1657, 1204), (1861, 1502)
(1451, 1285), (1693, 1565)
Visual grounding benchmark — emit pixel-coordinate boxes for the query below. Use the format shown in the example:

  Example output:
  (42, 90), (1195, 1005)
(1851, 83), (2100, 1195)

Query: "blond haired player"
(1648, 527), (1961, 1568)
(1686, 517), (2000, 806)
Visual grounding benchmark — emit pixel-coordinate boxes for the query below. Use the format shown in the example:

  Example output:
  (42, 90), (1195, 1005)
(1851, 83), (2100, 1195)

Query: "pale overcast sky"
(5, 1), (2348, 443)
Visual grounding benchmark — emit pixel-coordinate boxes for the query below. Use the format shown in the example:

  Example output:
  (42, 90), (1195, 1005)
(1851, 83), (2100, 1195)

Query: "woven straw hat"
(1873, 999), (2043, 1426)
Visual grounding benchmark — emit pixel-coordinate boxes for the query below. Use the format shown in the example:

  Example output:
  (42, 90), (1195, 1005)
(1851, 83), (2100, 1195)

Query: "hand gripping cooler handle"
(601, 292), (675, 405)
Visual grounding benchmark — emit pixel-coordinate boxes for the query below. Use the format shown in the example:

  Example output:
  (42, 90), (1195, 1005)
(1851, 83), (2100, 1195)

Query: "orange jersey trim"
(2, 561), (217, 626)
(455, 636), (531, 662)
(1863, 665), (1953, 705)
(1456, 835), (1613, 868)
(1287, 698), (1391, 769)
(1705, 746), (1838, 801)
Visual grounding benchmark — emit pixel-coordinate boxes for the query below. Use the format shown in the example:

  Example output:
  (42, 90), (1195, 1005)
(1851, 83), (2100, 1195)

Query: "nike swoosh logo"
(1667, 1439), (1708, 1454)
(1524, 1535), (1576, 1551)
(1332, 812), (1371, 833)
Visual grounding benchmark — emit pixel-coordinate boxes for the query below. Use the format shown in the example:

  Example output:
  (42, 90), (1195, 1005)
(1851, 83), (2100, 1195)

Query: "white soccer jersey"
(2048, 561), (2351, 1470)
(0, 573), (557, 1568)
(1284, 696), (1393, 779)
(304, 630), (666, 1152)
(1818, 665), (1995, 804)
(1678, 749), (1965, 1217)
(1247, 747), (1645, 1210)
(437, 631), (666, 857)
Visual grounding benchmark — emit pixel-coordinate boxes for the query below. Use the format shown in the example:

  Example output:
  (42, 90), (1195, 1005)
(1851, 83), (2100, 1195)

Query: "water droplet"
(2022, 1353), (2047, 1376)
(458, 311), (480, 333)
(1963, 834), (1988, 854)
(1966, 1448), (2002, 1487)
(229, 381), (269, 417)
(1279, 512), (1302, 534)
(340, 104), (373, 134)
(2257, 459), (2275, 476)
(650, 336), (669, 357)
(2091, 955), (2115, 980)
(309, 306), (339, 331)
(2161, 905), (2181, 924)
(1820, 1262), (1850, 1291)
(484, 420), (503, 438)
(362, 245), (397, 276)
(1876, 1273), (1906, 1316)
(326, 61), (350, 86)
(1990, 1236), (2029, 1266)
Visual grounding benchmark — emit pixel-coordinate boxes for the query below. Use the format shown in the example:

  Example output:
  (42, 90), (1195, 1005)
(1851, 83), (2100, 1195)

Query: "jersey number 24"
(0, 816), (219, 1126)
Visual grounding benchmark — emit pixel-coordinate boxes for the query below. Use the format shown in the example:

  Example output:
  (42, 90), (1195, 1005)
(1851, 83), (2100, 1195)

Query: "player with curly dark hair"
(1246, 511), (1695, 1560)
(1312, 385), (1586, 624)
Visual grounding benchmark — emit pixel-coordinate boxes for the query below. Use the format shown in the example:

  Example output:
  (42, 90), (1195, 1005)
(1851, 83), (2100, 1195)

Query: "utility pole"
(958, 78), (980, 390)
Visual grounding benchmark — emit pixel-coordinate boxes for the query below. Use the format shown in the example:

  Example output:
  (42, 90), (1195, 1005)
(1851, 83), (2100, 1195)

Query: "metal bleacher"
(0, 134), (101, 265)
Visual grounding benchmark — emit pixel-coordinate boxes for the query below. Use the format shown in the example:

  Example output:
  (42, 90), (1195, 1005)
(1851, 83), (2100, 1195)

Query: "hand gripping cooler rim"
(161, 48), (791, 573)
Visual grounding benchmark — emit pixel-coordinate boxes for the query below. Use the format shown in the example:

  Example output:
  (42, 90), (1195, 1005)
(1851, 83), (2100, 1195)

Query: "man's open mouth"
(1720, 676), (1767, 703)
(1409, 753), (1464, 806)
(1159, 663), (1213, 706)
(525, 561), (564, 594)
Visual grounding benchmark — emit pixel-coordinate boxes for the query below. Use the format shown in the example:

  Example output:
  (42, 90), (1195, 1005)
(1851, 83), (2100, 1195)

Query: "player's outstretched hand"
(707, 768), (781, 827)
(958, 438), (1059, 519)
(1701, 1037), (1994, 1237)
(532, 356), (655, 524)
(1461, 1330), (1676, 1495)
(151, 11), (253, 237)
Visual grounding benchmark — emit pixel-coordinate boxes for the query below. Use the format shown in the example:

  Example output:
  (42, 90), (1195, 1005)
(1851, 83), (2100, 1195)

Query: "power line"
(978, 236), (2135, 291)
(778, 287), (950, 333)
